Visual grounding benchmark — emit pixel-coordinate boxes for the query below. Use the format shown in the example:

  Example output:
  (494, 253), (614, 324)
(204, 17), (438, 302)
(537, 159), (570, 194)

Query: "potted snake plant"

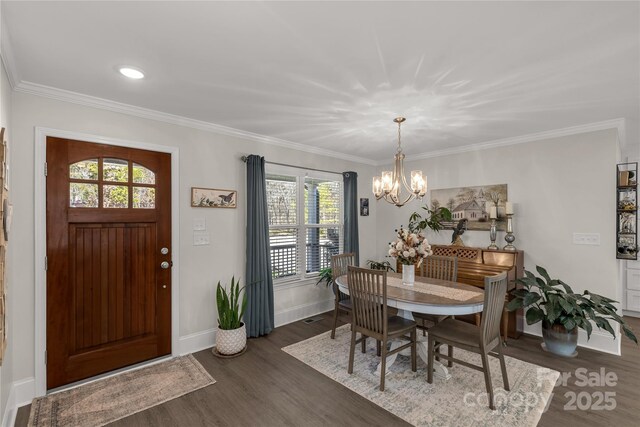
(507, 266), (637, 357)
(215, 276), (248, 356)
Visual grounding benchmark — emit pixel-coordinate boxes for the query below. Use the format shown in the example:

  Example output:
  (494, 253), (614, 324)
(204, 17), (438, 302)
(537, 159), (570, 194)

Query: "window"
(266, 166), (343, 282)
(69, 158), (156, 209)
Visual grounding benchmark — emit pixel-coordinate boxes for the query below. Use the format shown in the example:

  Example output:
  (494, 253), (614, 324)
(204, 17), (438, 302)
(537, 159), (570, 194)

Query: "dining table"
(335, 272), (485, 380)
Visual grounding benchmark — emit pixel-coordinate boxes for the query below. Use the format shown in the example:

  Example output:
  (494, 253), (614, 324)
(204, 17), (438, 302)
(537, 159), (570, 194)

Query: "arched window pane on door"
(103, 158), (129, 182)
(132, 163), (155, 184)
(69, 159), (98, 180)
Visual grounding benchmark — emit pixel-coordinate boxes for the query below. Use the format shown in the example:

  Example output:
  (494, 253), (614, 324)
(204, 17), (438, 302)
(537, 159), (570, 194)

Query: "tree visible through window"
(69, 158), (156, 209)
(266, 169), (342, 281)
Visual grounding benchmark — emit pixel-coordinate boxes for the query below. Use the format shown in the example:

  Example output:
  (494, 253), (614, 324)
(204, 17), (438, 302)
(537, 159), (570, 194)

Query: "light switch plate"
(193, 218), (206, 231)
(193, 231), (210, 246)
(573, 233), (601, 246)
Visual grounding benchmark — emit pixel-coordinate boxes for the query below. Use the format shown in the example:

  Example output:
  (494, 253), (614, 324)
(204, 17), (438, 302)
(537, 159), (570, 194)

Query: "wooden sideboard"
(397, 245), (524, 340)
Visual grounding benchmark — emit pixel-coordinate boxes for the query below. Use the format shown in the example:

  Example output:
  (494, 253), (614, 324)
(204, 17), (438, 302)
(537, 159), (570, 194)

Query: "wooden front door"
(46, 137), (172, 389)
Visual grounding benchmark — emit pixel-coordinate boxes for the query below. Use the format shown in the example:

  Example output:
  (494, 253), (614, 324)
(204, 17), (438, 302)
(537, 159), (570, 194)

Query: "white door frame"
(34, 127), (180, 397)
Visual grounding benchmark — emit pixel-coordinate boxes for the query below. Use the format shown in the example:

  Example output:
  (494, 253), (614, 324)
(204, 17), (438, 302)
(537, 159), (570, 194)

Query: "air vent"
(302, 316), (324, 324)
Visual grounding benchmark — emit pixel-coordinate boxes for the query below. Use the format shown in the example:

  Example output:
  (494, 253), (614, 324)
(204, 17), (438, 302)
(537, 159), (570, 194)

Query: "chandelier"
(372, 117), (426, 207)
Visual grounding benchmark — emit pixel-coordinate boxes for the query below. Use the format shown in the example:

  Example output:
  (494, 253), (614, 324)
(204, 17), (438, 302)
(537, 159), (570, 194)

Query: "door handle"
(161, 261), (170, 269)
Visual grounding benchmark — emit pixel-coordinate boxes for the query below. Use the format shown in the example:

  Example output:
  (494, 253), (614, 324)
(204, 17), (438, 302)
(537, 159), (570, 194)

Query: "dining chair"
(426, 272), (510, 410)
(330, 253), (356, 339)
(413, 255), (458, 336)
(347, 266), (417, 391)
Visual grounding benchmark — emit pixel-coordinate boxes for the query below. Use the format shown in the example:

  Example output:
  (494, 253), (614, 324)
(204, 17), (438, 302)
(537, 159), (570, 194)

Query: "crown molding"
(0, 10), (19, 88)
(397, 118), (627, 165)
(11, 80), (625, 168)
(14, 80), (378, 166)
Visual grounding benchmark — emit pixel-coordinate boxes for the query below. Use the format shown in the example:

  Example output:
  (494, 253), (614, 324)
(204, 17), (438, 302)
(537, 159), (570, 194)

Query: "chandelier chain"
(396, 120), (402, 154)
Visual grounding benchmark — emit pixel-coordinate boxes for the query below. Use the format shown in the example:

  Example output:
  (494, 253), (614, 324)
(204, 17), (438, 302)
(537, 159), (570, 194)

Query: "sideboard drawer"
(627, 270), (640, 291)
(627, 290), (640, 312)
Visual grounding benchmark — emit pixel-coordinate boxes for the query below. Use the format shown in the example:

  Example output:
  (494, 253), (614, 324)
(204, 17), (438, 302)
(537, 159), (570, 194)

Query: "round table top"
(335, 272), (485, 316)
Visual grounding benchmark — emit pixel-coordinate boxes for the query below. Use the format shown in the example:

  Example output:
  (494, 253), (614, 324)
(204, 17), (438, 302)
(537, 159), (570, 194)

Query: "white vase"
(215, 323), (247, 355)
(402, 264), (415, 286)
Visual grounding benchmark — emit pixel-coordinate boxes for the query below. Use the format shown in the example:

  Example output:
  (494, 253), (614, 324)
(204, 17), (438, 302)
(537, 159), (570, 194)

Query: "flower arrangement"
(388, 226), (433, 266)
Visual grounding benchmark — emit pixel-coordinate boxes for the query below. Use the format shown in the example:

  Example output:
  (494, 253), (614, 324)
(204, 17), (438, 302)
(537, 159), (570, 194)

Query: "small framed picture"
(191, 187), (237, 208)
(360, 198), (369, 216)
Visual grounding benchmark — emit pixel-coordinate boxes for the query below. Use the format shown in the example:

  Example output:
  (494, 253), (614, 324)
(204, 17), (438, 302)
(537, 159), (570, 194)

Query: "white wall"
(376, 129), (622, 352)
(0, 56), (12, 424)
(9, 91), (376, 387)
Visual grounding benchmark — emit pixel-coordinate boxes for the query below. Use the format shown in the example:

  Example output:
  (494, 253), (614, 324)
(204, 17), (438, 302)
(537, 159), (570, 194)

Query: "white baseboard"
(1, 384), (15, 427)
(523, 323), (621, 356)
(274, 298), (334, 328)
(178, 298), (334, 355)
(178, 328), (216, 356)
(623, 309), (640, 318)
(2, 377), (35, 427)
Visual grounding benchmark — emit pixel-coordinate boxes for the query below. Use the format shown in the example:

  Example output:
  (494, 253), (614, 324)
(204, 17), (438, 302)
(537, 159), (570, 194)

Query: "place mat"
(28, 355), (215, 427)
(387, 275), (482, 302)
(283, 325), (559, 427)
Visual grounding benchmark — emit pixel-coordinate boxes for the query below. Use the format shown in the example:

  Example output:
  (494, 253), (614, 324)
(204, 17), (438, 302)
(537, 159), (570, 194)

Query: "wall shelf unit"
(617, 162), (638, 260)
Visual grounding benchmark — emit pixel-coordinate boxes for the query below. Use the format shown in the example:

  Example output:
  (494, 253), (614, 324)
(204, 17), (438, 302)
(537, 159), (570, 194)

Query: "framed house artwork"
(430, 184), (508, 231)
(191, 187), (237, 208)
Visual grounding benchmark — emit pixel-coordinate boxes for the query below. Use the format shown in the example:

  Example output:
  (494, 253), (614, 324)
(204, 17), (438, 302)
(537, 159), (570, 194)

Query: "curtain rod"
(240, 155), (342, 175)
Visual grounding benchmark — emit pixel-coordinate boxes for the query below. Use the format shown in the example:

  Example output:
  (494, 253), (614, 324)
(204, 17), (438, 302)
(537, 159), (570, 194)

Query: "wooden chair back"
(332, 253), (355, 302)
(331, 253), (356, 279)
(480, 272), (508, 348)
(421, 255), (458, 282)
(347, 266), (388, 336)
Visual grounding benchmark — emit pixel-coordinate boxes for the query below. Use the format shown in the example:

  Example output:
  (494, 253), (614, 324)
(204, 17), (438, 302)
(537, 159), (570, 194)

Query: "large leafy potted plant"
(408, 206), (453, 234)
(507, 266), (637, 357)
(215, 276), (248, 356)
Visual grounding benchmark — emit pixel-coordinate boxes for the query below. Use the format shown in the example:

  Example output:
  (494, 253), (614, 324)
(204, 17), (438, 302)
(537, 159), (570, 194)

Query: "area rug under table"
(282, 325), (559, 427)
(28, 355), (215, 427)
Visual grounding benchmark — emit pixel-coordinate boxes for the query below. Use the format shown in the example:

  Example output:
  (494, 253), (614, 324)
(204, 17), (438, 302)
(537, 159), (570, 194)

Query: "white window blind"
(266, 167), (343, 282)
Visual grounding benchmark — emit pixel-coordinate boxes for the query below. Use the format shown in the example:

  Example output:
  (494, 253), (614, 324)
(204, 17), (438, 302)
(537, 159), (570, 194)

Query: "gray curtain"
(343, 171), (359, 265)
(245, 155), (274, 337)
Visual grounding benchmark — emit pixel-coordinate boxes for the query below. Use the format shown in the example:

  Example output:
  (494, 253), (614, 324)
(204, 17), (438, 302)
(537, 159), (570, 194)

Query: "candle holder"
(503, 214), (516, 251)
(488, 219), (498, 250)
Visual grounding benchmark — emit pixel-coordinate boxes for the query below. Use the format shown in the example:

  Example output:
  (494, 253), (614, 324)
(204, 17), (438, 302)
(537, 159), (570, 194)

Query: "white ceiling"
(3, 1), (639, 162)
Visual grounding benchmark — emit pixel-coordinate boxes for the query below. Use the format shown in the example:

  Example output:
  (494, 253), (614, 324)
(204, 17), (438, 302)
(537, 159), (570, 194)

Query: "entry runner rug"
(283, 325), (559, 426)
(28, 355), (215, 427)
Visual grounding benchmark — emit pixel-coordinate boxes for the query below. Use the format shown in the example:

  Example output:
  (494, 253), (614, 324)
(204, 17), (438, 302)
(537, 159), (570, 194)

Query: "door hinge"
(44, 256), (48, 271)
(45, 350), (47, 365)
(44, 162), (48, 176)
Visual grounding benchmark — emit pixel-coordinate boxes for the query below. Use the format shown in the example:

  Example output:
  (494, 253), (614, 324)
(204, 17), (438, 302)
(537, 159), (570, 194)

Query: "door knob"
(161, 247), (169, 255)
(161, 261), (170, 269)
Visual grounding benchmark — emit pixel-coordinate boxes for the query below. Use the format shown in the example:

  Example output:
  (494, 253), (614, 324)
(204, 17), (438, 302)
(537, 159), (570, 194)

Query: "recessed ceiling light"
(119, 67), (145, 79)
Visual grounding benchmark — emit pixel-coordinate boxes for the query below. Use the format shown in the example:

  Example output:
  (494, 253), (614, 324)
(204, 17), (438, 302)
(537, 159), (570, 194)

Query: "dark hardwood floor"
(15, 314), (640, 426)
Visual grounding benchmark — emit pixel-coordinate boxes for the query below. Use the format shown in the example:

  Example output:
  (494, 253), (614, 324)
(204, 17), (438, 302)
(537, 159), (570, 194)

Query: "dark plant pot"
(541, 320), (578, 357)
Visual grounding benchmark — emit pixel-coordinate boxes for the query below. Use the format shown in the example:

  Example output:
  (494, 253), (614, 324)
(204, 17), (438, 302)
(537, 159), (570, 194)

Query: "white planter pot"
(216, 323), (247, 355)
(402, 264), (415, 286)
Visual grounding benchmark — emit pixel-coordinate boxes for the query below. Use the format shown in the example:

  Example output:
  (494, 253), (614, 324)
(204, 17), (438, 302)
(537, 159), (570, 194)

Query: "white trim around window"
(265, 164), (343, 286)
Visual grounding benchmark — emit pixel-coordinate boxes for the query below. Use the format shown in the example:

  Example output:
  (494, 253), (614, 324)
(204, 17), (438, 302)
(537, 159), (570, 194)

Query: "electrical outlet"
(573, 233), (601, 246)
(193, 231), (210, 246)
(193, 218), (206, 231)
